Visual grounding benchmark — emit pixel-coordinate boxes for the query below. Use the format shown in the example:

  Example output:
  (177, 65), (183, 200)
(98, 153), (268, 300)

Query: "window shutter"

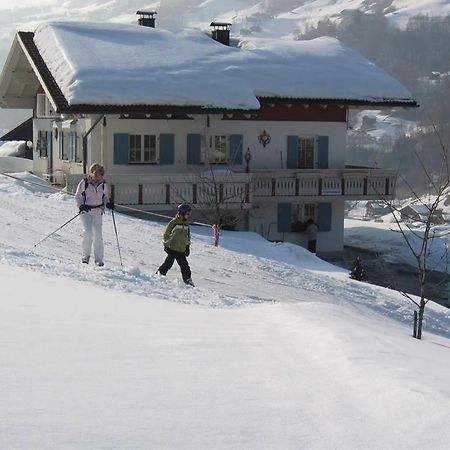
(317, 136), (329, 169)
(187, 134), (201, 165)
(317, 203), (332, 232)
(160, 133), (175, 165)
(46, 131), (52, 158)
(59, 131), (63, 159)
(277, 203), (292, 233)
(70, 132), (76, 161)
(113, 133), (129, 165)
(287, 136), (298, 169)
(230, 134), (243, 165)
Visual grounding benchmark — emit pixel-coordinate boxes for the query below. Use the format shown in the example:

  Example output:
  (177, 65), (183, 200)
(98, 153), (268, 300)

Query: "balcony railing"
(66, 168), (395, 208)
(251, 169), (396, 199)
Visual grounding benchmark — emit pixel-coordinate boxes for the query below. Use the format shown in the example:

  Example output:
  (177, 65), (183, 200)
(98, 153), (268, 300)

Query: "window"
(213, 135), (227, 163)
(61, 131), (69, 160)
(69, 131), (81, 162)
(129, 134), (157, 163)
(298, 137), (315, 169)
(36, 130), (48, 157)
(291, 203), (316, 231)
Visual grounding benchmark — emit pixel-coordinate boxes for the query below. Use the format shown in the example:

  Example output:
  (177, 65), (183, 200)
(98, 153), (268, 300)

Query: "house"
(365, 201), (390, 218)
(1, 117), (33, 143)
(0, 117), (33, 159)
(0, 14), (417, 258)
(400, 204), (445, 224)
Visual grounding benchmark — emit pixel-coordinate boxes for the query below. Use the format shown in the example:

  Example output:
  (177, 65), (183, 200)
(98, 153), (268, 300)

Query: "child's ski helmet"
(177, 204), (192, 215)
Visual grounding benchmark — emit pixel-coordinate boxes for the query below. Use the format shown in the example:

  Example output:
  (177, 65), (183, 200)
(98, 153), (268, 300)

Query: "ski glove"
(185, 245), (190, 257)
(79, 204), (90, 213)
(106, 202), (115, 210)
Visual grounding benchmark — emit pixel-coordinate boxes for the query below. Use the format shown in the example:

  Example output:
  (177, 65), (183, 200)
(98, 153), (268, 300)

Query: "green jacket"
(163, 215), (191, 253)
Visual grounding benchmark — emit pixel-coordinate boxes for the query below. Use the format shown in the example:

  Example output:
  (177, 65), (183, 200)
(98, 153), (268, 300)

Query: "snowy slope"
(1, 170), (450, 448)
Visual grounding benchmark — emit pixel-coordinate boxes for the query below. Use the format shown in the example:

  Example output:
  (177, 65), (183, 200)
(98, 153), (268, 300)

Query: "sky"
(1, 156), (450, 448)
(0, 0), (57, 9)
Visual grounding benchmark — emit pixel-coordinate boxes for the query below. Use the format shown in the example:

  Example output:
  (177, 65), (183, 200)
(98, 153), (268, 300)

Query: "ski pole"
(32, 212), (81, 248)
(111, 209), (123, 269)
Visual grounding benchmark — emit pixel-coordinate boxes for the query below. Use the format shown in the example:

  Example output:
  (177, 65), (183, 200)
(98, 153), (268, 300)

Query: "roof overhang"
(0, 31), (419, 115)
(0, 34), (40, 109)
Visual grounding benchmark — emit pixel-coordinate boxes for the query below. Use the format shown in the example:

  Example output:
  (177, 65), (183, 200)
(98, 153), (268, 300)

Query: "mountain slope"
(1, 171), (450, 447)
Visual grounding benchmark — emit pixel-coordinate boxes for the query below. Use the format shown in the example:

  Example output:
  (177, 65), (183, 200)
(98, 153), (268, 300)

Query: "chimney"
(210, 22), (232, 46)
(137, 10), (157, 28)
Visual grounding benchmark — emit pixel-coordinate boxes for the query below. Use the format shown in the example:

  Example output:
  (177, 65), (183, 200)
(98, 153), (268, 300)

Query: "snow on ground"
(349, 109), (418, 145)
(0, 155), (32, 172)
(0, 140), (26, 157)
(345, 199), (450, 270)
(1, 171), (450, 449)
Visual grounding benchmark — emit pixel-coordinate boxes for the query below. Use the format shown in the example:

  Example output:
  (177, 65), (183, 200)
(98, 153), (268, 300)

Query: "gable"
(0, 35), (40, 109)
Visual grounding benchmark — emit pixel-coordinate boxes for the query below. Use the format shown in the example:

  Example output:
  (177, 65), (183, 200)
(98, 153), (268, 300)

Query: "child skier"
(157, 204), (194, 286)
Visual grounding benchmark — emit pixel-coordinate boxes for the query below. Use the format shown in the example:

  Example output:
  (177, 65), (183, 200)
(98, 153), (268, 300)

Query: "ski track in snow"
(1, 174), (450, 338)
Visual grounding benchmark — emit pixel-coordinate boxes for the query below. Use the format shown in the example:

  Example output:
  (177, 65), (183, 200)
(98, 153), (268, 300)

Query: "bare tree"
(195, 162), (249, 230)
(382, 124), (449, 339)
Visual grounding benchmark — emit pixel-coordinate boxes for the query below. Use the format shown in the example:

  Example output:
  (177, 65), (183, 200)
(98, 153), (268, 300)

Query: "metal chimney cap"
(210, 22), (232, 28)
(136, 10), (157, 16)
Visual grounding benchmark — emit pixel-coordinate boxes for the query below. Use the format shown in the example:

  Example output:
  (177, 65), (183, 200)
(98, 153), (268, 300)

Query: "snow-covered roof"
(31, 21), (415, 110)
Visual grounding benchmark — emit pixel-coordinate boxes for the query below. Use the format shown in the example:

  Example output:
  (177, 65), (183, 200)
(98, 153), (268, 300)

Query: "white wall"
(249, 199), (345, 257)
(92, 114), (347, 176)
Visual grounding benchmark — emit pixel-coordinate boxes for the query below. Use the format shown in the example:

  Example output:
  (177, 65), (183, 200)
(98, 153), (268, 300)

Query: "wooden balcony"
(251, 168), (396, 201)
(66, 167), (395, 209)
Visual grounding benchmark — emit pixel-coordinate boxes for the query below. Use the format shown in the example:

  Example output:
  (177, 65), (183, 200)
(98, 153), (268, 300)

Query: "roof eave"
(257, 96), (419, 108)
(16, 31), (419, 114)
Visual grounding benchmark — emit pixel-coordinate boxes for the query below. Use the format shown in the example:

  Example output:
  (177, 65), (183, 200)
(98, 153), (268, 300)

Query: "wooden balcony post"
(192, 183), (197, 204)
(138, 184), (143, 205)
(165, 183), (170, 204)
(245, 182), (250, 203)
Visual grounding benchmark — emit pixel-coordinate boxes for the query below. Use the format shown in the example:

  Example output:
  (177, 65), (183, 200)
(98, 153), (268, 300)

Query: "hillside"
(1, 169), (450, 448)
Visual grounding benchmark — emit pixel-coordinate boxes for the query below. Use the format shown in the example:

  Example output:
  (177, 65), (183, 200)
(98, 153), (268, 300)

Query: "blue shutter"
(230, 134), (243, 165)
(46, 131), (53, 174)
(69, 132), (74, 161)
(73, 133), (79, 162)
(187, 134), (201, 165)
(277, 203), (292, 233)
(46, 131), (52, 158)
(59, 131), (63, 159)
(114, 133), (129, 165)
(317, 136), (329, 169)
(160, 133), (175, 165)
(287, 136), (298, 169)
(317, 203), (332, 232)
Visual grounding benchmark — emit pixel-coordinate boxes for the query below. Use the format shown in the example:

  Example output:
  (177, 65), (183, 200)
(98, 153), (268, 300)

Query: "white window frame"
(210, 134), (229, 164)
(129, 133), (158, 164)
(293, 203), (317, 223)
(69, 131), (81, 163)
(297, 136), (316, 169)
